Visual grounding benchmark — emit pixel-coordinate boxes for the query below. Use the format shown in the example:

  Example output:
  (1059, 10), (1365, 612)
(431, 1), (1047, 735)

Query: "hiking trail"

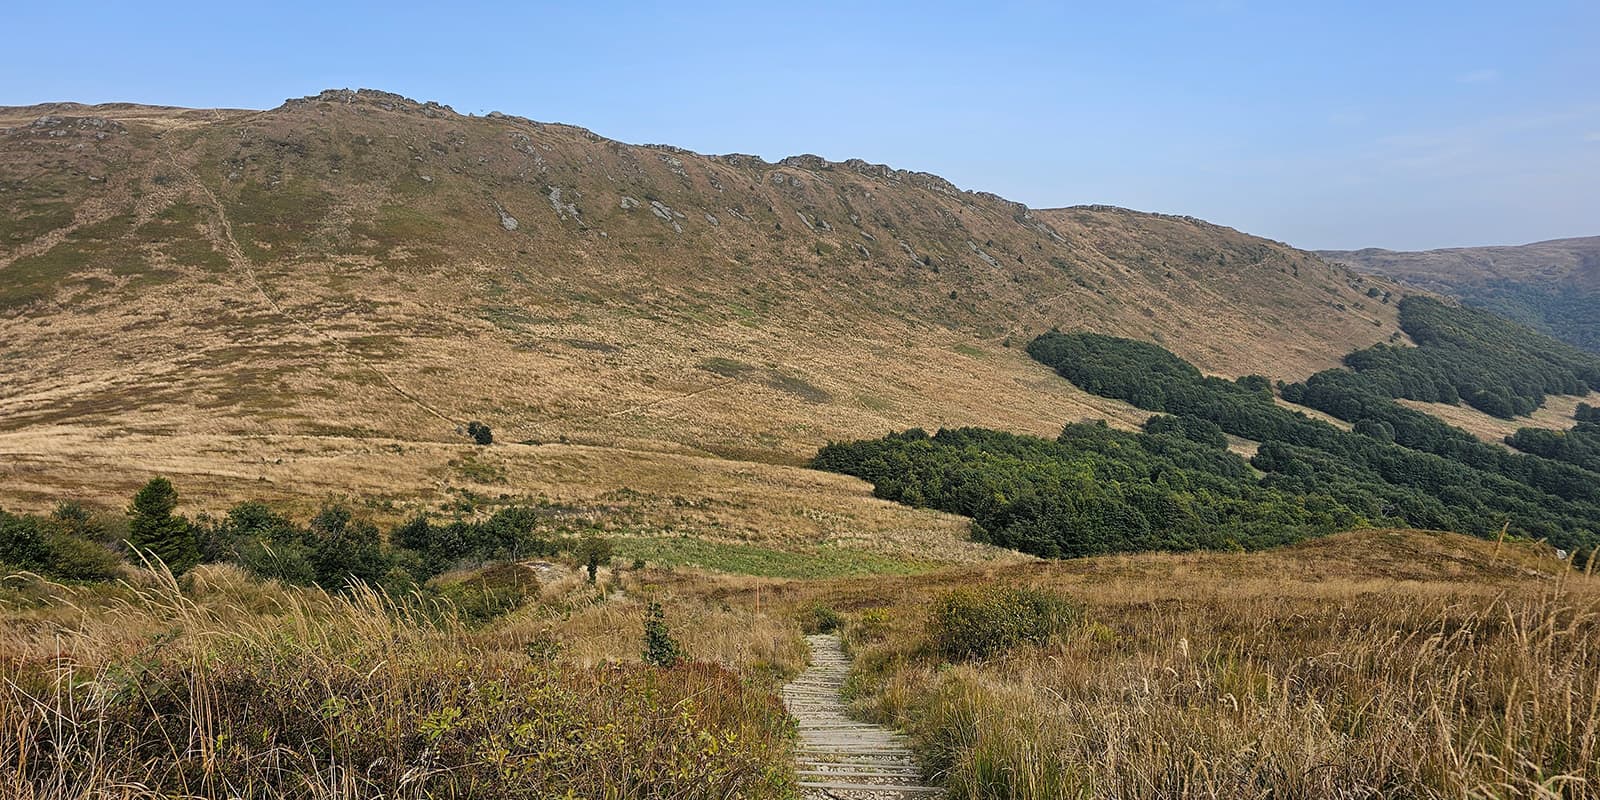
(782, 634), (944, 799)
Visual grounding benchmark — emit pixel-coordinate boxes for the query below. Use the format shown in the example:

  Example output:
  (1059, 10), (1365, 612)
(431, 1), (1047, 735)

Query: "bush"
(1, 508), (123, 581)
(236, 537), (318, 586)
(0, 511), (49, 571)
(577, 534), (612, 584)
(853, 608), (894, 644)
(466, 420), (493, 445)
(40, 532), (121, 581)
(928, 585), (1079, 661)
(435, 563), (538, 625)
(309, 505), (389, 590)
(801, 603), (843, 634)
(642, 600), (682, 667)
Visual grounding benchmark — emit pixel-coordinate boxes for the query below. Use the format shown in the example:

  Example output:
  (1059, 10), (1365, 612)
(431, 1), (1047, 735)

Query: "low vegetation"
(1, 557), (802, 798)
(827, 533), (1600, 799)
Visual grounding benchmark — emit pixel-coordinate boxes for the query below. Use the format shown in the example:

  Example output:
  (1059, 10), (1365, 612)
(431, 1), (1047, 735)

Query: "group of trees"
(824, 314), (1600, 561)
(0, 502), (123, 581)
(813, 423), (1365, 560)
(1328, 297), (1600, 419)
(1507, 422), (1600, 475)
(1577, 403), (1600, 424)
(1456, 282), (1600, 356)
(1028, 329), (1600, 552)
(0, 478), (617, 594)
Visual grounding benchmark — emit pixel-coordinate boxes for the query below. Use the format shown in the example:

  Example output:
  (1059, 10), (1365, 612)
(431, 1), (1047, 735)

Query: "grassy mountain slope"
(2, 88), (1405, 542)
(1322, 236), (1600, 352)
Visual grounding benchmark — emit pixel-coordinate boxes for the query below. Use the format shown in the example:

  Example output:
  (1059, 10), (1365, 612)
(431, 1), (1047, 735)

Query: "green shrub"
(928, 585), (1079, 661)
(853, 608), (894, 644)
(801, 603), (843, 634)
(643, 600), (682, 667)
(1, 509), (123, 581)
(236, 537), (318, 586)
(435, 563), (538, 625)
(0, 511), (49, 571)
(41, 532), (121, 581)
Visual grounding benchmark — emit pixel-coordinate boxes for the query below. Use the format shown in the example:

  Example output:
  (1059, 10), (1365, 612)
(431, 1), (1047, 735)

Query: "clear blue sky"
(5, 0), (1597, 251)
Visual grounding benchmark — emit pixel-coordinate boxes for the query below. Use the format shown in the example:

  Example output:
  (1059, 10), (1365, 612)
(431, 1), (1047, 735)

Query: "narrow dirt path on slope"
(782, 634), (944, 799)
(174, 156), (458, 428)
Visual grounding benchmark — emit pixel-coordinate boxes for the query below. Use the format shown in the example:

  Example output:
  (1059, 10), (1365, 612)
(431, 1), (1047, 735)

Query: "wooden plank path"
(782, 634), (944, 798)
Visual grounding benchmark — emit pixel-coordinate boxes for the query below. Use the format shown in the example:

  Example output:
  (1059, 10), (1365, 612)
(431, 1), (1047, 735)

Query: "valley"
(4, 89), (1600, 800)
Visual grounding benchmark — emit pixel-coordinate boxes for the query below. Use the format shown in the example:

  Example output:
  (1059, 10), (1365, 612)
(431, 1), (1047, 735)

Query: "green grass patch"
(613, 536), (940, 578)
(764, 371), (830, 403)
(139, 203), (229, 271)
(857, 394), (895, 413)
(1, 241), (145, 310)
(228, 179), (334, 257)
(0, 201), (75, 244)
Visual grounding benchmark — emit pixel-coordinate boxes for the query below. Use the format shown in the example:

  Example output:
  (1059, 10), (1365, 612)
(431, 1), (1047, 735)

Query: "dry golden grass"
(5, 523), (1594, 799)
(0, 562), (802, 799)
(764, 530), (1600, 799)
(1399, 391), (1596, 445)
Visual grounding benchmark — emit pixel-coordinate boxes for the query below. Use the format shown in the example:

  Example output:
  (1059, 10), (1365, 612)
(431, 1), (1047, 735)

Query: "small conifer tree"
(641, 601), (681, 667)
(127, 477), (199, 574)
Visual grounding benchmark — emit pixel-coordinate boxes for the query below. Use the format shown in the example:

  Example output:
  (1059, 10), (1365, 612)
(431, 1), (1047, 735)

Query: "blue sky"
(4, 1), (1596, 250)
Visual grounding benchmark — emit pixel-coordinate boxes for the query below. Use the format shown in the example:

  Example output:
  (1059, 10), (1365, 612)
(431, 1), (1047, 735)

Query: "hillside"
(1321, 236), (1600, 352)
(1, 88), (1405, 533)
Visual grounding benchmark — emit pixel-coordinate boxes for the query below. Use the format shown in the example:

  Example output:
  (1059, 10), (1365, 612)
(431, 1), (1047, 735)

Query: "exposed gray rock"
(620, 196), (641, 210)
(658, 153), (688, 178)
(548, 187), (580, 220)
(968, 241), (1001, 267)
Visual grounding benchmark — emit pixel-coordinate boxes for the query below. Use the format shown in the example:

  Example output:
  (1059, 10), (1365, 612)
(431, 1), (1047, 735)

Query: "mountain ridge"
(2, 87), (1409, 532)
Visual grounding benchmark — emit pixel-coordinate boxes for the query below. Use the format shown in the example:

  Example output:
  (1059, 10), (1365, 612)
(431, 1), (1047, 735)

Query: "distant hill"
(1320, 236), (1600, 352)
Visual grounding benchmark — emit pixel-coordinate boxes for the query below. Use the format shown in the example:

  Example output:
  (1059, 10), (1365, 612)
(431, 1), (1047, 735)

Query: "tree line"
(1329, 296), (1600, 418)
(1024, 329), (1600, 552)
(1, 478), (618, 593)
(813, 422), (1365, 560)
(812, 316), (1600, 561)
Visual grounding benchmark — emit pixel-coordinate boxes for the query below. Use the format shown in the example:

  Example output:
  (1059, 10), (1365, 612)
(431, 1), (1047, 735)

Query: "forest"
(1319, 296), (1600, 418)
(813, 300), (1600, 561)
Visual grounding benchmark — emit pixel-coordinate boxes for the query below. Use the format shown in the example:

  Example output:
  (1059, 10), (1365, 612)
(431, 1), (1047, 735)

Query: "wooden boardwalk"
(782, 634), (944, 798)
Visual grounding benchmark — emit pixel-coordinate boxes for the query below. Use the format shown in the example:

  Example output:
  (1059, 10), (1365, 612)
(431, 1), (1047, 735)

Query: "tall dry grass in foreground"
(0, 564), (798, 799)
(848, 578), (1600, 799)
